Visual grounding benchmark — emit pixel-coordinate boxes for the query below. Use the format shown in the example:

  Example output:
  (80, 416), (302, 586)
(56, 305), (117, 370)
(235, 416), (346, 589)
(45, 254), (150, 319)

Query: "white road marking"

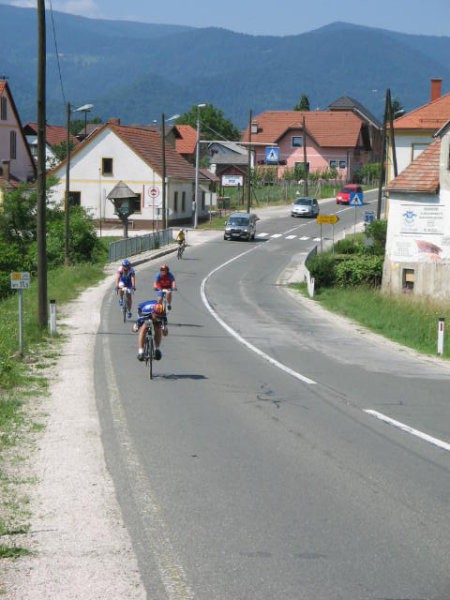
(256, 232), (269, 237)
(271, 233), (283, 238)
(201, 250), (316, 385)
(299, 236), (310, 240)
(313, 237), (321, 242)
(285, 235), (297, 239)
(364, 410), (450, 452)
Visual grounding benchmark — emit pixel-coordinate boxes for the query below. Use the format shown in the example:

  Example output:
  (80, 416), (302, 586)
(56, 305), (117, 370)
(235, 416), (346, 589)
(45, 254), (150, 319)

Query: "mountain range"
(1, 4), (450, 130)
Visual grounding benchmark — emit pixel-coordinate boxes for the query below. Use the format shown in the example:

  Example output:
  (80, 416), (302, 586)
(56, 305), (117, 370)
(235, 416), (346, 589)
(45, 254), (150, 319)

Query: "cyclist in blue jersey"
(135, 293), (168, 361)
(115, 259), (136, 318)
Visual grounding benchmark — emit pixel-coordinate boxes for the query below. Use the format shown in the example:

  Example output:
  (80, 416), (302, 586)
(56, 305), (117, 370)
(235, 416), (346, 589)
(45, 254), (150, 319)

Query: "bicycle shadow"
(155, 373), (208, 381)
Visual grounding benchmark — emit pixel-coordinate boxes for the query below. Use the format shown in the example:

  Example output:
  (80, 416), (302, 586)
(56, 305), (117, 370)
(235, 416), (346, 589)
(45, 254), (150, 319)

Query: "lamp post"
(194, 103), (207, 229)
(74, 103), (94, 140)
(161, 113), (180, 230)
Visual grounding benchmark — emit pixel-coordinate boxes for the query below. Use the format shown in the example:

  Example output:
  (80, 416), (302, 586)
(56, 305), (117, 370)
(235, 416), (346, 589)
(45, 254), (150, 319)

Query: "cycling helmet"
(122, 259), (131, 267)
(153, 303), (165, 315)
(160, 263), (169, 271)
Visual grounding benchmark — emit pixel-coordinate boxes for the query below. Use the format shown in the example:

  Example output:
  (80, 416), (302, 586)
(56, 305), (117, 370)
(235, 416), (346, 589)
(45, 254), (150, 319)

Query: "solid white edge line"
(200, 248), (316, 385)
(364, 409), (450, 452)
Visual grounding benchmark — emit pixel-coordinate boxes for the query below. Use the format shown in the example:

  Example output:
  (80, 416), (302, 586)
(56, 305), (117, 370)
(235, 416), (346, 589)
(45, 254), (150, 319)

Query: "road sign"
(10, 272), (30, 289)
(265, 146), (280, 164)
(317, 214), (339, 224)
(349, 192), (364, 206)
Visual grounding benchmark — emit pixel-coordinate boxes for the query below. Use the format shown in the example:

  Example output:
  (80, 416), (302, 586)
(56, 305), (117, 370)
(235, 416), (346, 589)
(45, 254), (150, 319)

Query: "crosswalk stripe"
(299, 236), (310, 240)
(271, 233), (283, 238)
(256, 232), (269, 237)
(313, 237), (321, 242)
(285, 235), (296, 239)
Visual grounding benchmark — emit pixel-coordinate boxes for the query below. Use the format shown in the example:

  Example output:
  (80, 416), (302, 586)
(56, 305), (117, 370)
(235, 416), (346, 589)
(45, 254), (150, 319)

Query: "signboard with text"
(143, 184), (162, 208)
(10, 272), (30, 289)
(317, 214), (339, 225)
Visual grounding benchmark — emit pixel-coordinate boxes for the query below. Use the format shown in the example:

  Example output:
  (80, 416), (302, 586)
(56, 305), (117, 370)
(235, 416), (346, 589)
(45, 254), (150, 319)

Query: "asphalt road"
(94, 199), (450, 600)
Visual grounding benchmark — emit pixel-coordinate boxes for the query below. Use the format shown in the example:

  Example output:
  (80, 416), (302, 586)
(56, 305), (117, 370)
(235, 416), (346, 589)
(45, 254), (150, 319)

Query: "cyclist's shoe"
(118, 299), (123, 307)
(167, 304), (172, 311)
(127, 312), (132, 319)
(154, 348), (162, 360)
(137, 351), (144, 361)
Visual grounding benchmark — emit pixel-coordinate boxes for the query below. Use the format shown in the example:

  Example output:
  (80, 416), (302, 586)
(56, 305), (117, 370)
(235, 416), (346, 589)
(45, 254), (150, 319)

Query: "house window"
(201, 191), (205, 211)
(10, 131), (16, 159)
(339, 160), (347, 169)
(329, 160), (338, 169)
(291, 136), (303, 148)
(69, 191), (81, 207)
(402, 268), (415, 292)
(130, 194), (141, 214)
(182, 191), (186, 212)
(102, 157), (113, 175)
(1, 97), (7, 120)
(173, 191), (178, 213)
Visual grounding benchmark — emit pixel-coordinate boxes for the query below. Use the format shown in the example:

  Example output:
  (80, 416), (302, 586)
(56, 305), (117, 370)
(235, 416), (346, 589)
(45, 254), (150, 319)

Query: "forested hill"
(1, 4), (450, 128)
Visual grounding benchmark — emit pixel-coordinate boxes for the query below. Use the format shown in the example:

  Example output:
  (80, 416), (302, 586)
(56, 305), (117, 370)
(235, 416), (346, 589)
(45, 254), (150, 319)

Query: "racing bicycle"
(177, 240), (186, 259)
(120, 287), (133, 322)
(143, 320), (155, 380)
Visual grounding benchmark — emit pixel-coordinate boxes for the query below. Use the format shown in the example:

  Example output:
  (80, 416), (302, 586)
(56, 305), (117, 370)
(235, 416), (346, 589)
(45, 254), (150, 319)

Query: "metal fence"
(108, 229), (171, 263)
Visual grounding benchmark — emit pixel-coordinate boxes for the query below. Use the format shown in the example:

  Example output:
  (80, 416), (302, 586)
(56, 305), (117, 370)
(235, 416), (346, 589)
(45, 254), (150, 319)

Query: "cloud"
(10, 0), (103, 18)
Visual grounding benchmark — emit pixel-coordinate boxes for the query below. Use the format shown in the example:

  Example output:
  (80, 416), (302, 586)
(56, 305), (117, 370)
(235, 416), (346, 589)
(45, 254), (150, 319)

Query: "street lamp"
(194, 103), (207, 229)
(74, 103), (94, 140)
(161, 112), (180, 230)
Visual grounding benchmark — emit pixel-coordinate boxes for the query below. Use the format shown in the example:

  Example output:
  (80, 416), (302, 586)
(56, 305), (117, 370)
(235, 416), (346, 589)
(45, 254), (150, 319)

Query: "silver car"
(291, 197), (320, 218)
(224, 212), (257, 241)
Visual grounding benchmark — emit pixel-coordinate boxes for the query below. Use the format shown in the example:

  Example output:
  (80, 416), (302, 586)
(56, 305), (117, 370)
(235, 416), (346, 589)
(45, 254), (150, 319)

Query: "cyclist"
(135, 293), (168, 361)
(153, 263), (176, 310)
(175, 228), (186, 247)
(115, 259), (136, 319)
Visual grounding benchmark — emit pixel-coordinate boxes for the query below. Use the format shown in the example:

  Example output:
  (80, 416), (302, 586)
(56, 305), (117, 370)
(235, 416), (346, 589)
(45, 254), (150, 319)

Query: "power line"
(48, 0), (66, 106)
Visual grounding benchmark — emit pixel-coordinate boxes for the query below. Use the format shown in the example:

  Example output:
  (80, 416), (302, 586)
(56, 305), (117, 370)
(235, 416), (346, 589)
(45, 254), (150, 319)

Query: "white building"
(383, 122), (450, 298)
(50, 119), (212, 228)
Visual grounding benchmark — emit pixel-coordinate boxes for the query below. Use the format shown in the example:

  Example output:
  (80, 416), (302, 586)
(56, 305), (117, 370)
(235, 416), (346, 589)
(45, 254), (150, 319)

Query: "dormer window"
(251, 121), (259, 135)
(292, 136), (303, 148)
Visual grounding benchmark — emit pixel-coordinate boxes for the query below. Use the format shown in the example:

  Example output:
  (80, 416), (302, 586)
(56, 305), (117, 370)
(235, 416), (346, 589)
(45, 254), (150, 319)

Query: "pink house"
(0, 80), (36, 185)
(241, 109), (378, 181)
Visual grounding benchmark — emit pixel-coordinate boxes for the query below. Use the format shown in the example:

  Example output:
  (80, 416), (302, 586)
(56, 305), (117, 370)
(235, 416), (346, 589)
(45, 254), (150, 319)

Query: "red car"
(336, 184), (363, 205)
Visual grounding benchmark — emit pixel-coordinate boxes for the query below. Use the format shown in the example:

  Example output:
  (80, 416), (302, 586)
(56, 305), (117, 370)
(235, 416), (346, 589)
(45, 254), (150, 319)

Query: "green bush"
(364, 219), (387, 255)
(334, 237), (364, 255)
(334, 255), (384, 287)
(45, 206), (100, 266)
(306, 253), (338, 288)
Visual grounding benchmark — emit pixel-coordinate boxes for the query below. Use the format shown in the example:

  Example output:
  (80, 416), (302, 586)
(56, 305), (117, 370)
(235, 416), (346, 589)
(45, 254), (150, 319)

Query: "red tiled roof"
(393, 93), (450, 132)
(386, 137), (441, 194)
(174, 125), (197, 155)
(241, 110), (365, 148)
(24, 122), (79, 147)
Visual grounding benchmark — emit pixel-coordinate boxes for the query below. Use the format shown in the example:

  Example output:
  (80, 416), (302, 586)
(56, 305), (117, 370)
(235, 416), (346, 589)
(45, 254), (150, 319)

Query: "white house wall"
(50, 128), (195, 222)
(390, 134), (434, 178)
(0, 90), (35, 181)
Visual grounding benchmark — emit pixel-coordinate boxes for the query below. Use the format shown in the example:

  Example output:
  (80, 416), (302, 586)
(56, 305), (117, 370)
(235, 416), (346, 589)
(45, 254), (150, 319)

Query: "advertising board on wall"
(387, 200), (450, 263)
(222, 174), (244, 187)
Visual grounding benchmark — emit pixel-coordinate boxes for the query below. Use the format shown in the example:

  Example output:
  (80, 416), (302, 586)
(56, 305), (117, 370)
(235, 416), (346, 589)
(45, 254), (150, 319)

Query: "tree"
(176, 104), (240, 141)
(69, 116), (102, 137)
(50, 139), (78, 164)
(390, 96), (405, 118)
(293, 94), (310, 111)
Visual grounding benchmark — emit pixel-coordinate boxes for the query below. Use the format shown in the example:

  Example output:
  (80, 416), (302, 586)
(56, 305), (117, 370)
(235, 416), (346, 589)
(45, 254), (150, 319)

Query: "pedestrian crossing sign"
(349, 192), (364, 206)
(265, 146), (280, 164)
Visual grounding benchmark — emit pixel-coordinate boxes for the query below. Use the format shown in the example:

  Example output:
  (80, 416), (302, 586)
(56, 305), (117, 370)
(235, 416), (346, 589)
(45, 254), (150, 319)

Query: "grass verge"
(0, 246), (110, 568)
(290, 284), (450, 359)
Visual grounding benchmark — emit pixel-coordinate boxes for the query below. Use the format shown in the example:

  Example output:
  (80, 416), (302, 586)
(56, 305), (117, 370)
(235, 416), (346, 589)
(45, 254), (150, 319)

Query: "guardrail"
(108, 229), (171, 263)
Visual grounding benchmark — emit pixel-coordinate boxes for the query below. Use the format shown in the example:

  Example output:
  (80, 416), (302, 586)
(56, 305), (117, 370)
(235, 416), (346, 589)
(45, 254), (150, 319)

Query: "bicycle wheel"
(148, 335), (154, 380)
(122, 296), (127, 322)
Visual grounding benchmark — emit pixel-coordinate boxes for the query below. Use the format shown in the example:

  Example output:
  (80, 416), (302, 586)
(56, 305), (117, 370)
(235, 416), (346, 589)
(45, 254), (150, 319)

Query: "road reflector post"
(10, 272), (31, 357)
(437, 317), (445, 356)
(49, 299), (57, 336)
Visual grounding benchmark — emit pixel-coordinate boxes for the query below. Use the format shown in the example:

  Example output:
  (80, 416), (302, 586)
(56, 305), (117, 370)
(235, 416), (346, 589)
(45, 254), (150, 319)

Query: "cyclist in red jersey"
(153, 263), (176, 310)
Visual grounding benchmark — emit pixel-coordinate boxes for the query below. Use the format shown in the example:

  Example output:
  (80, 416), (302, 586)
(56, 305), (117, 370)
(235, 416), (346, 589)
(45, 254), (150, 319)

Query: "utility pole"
(302, 116), (309, 196)
(65, 102), (71, 265)
(37, 0), (47, 328)
(161, 112), (167, 230)
(246, 109), (252, 213)
(376, 90), (389, 221)
(386, 88), (398, 179)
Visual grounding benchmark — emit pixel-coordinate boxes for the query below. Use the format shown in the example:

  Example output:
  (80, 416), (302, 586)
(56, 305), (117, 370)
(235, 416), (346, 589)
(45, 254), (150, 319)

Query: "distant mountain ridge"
(1, 4), (449, 129)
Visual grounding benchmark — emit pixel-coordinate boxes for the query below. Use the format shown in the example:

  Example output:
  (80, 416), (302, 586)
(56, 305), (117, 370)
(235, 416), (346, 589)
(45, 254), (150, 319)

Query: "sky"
(2, 0), (450, 37)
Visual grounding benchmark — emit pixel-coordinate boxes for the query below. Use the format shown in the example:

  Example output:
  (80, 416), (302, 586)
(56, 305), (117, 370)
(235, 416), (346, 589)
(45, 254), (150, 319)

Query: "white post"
(18, 289), (23, 357)
(49, 299), (57, 336)
(437, 317), (445, 355)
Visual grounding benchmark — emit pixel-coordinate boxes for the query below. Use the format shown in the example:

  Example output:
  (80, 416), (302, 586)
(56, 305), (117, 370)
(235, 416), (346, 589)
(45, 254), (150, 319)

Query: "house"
(170, 124), (198, 164)
(0, 79), (36, 185)
(386, 78), (450, 182)
(241, 109), (377, 181)
(382, 122), (450, 298)
(23, 121), (79, 168)
(207, 140), (248, 192)
(49, 119), (213, 228)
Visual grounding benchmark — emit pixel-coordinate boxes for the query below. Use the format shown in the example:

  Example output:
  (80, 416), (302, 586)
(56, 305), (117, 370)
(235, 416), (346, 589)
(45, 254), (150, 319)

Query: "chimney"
(107, 118), (121, 126)
(1, 159), (10, 181)
(430, 78), (442, 102)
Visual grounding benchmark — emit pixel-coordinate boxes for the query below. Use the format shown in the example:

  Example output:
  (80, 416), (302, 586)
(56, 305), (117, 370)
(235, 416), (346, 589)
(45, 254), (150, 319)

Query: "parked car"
(336, 184), (363, 205)
(291, 196), (320, 218)
(224, 212), (257, 241)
